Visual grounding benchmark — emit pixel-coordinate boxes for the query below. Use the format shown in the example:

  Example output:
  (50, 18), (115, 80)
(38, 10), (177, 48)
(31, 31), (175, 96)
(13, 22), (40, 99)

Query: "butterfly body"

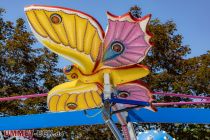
(25, 5), (155, 112)
(64, 64), (150, 86)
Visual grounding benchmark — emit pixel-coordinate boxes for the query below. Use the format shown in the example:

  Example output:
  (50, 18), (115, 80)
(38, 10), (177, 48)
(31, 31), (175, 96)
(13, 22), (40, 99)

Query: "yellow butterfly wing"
(48, 80), (103, 112)
(24, 5), (104, 74)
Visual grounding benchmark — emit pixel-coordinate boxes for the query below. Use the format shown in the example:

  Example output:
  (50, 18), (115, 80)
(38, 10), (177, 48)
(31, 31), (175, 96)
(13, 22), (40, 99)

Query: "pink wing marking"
(116, 81), (153, 108)
(103, 12), (152, 68)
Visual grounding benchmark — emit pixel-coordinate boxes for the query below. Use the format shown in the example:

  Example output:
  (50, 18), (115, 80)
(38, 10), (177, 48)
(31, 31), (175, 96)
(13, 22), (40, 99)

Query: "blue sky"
(0, 0), (210, 68)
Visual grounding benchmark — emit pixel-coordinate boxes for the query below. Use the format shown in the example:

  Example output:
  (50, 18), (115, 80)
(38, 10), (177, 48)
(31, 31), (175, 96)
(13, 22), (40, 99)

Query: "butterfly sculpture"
(24, 5), (155, 112)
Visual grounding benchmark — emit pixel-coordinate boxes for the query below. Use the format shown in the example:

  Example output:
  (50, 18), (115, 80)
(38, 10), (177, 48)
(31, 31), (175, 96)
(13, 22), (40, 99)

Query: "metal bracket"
(103, 73), (112, 99)
(102, 106), (124, 140)
(102, 73), (139, 140)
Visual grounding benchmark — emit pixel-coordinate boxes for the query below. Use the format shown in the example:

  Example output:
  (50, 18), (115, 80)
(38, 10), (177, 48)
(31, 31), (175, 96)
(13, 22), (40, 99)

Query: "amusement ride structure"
(0, 5), (209, 140)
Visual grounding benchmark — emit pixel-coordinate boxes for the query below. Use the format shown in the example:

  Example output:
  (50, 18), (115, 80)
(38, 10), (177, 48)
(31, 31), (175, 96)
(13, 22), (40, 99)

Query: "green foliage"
(0, 8), (65, 115)
(179, 51), (210, 95)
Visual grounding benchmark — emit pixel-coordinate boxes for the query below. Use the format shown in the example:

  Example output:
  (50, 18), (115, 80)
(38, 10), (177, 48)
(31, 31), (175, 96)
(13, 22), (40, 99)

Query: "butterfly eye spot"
(111, 41), (124, 53)
(64, 65), (72, 73)
(67, 102), (77, 110)
(50, 14), (62, 24)
(118, 91), (130, 98)
(71, 73), (78, 79)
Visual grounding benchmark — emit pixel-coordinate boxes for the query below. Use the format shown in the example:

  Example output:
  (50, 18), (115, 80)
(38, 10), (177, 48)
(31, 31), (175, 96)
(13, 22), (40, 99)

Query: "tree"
(131, 6), (210, 140)
(0, 8), (65, 115)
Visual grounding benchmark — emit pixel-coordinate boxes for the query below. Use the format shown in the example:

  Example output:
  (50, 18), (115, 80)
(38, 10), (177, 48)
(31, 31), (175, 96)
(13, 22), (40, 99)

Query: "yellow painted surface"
(57, 93), (69, 111)
(26, 11), (48, 37)
(48, 95), (59, 112)
(79, 65), (150, 86)
(47, 80), (102, 112)
(85, 92), (97, 108)
(25, 9), (103, 74)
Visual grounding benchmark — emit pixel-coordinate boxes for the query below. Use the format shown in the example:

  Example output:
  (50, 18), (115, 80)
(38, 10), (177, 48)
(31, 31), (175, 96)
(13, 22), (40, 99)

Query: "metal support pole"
(103, 73), (124, 140)
(102, 73), (137, 140)
(103, 73), (112, 99)
(127, 122), (137, 140)
(113, 105), (137, 140)
(102, 110), (124, 140)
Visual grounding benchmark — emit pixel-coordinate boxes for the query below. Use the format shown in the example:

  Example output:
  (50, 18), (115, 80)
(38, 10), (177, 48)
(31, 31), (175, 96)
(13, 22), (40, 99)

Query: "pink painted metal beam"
(153, 101), (210, 106)
(0, 92), (210, 107)
(153, 92), (210, 100)
(0, 93), (47, 102)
